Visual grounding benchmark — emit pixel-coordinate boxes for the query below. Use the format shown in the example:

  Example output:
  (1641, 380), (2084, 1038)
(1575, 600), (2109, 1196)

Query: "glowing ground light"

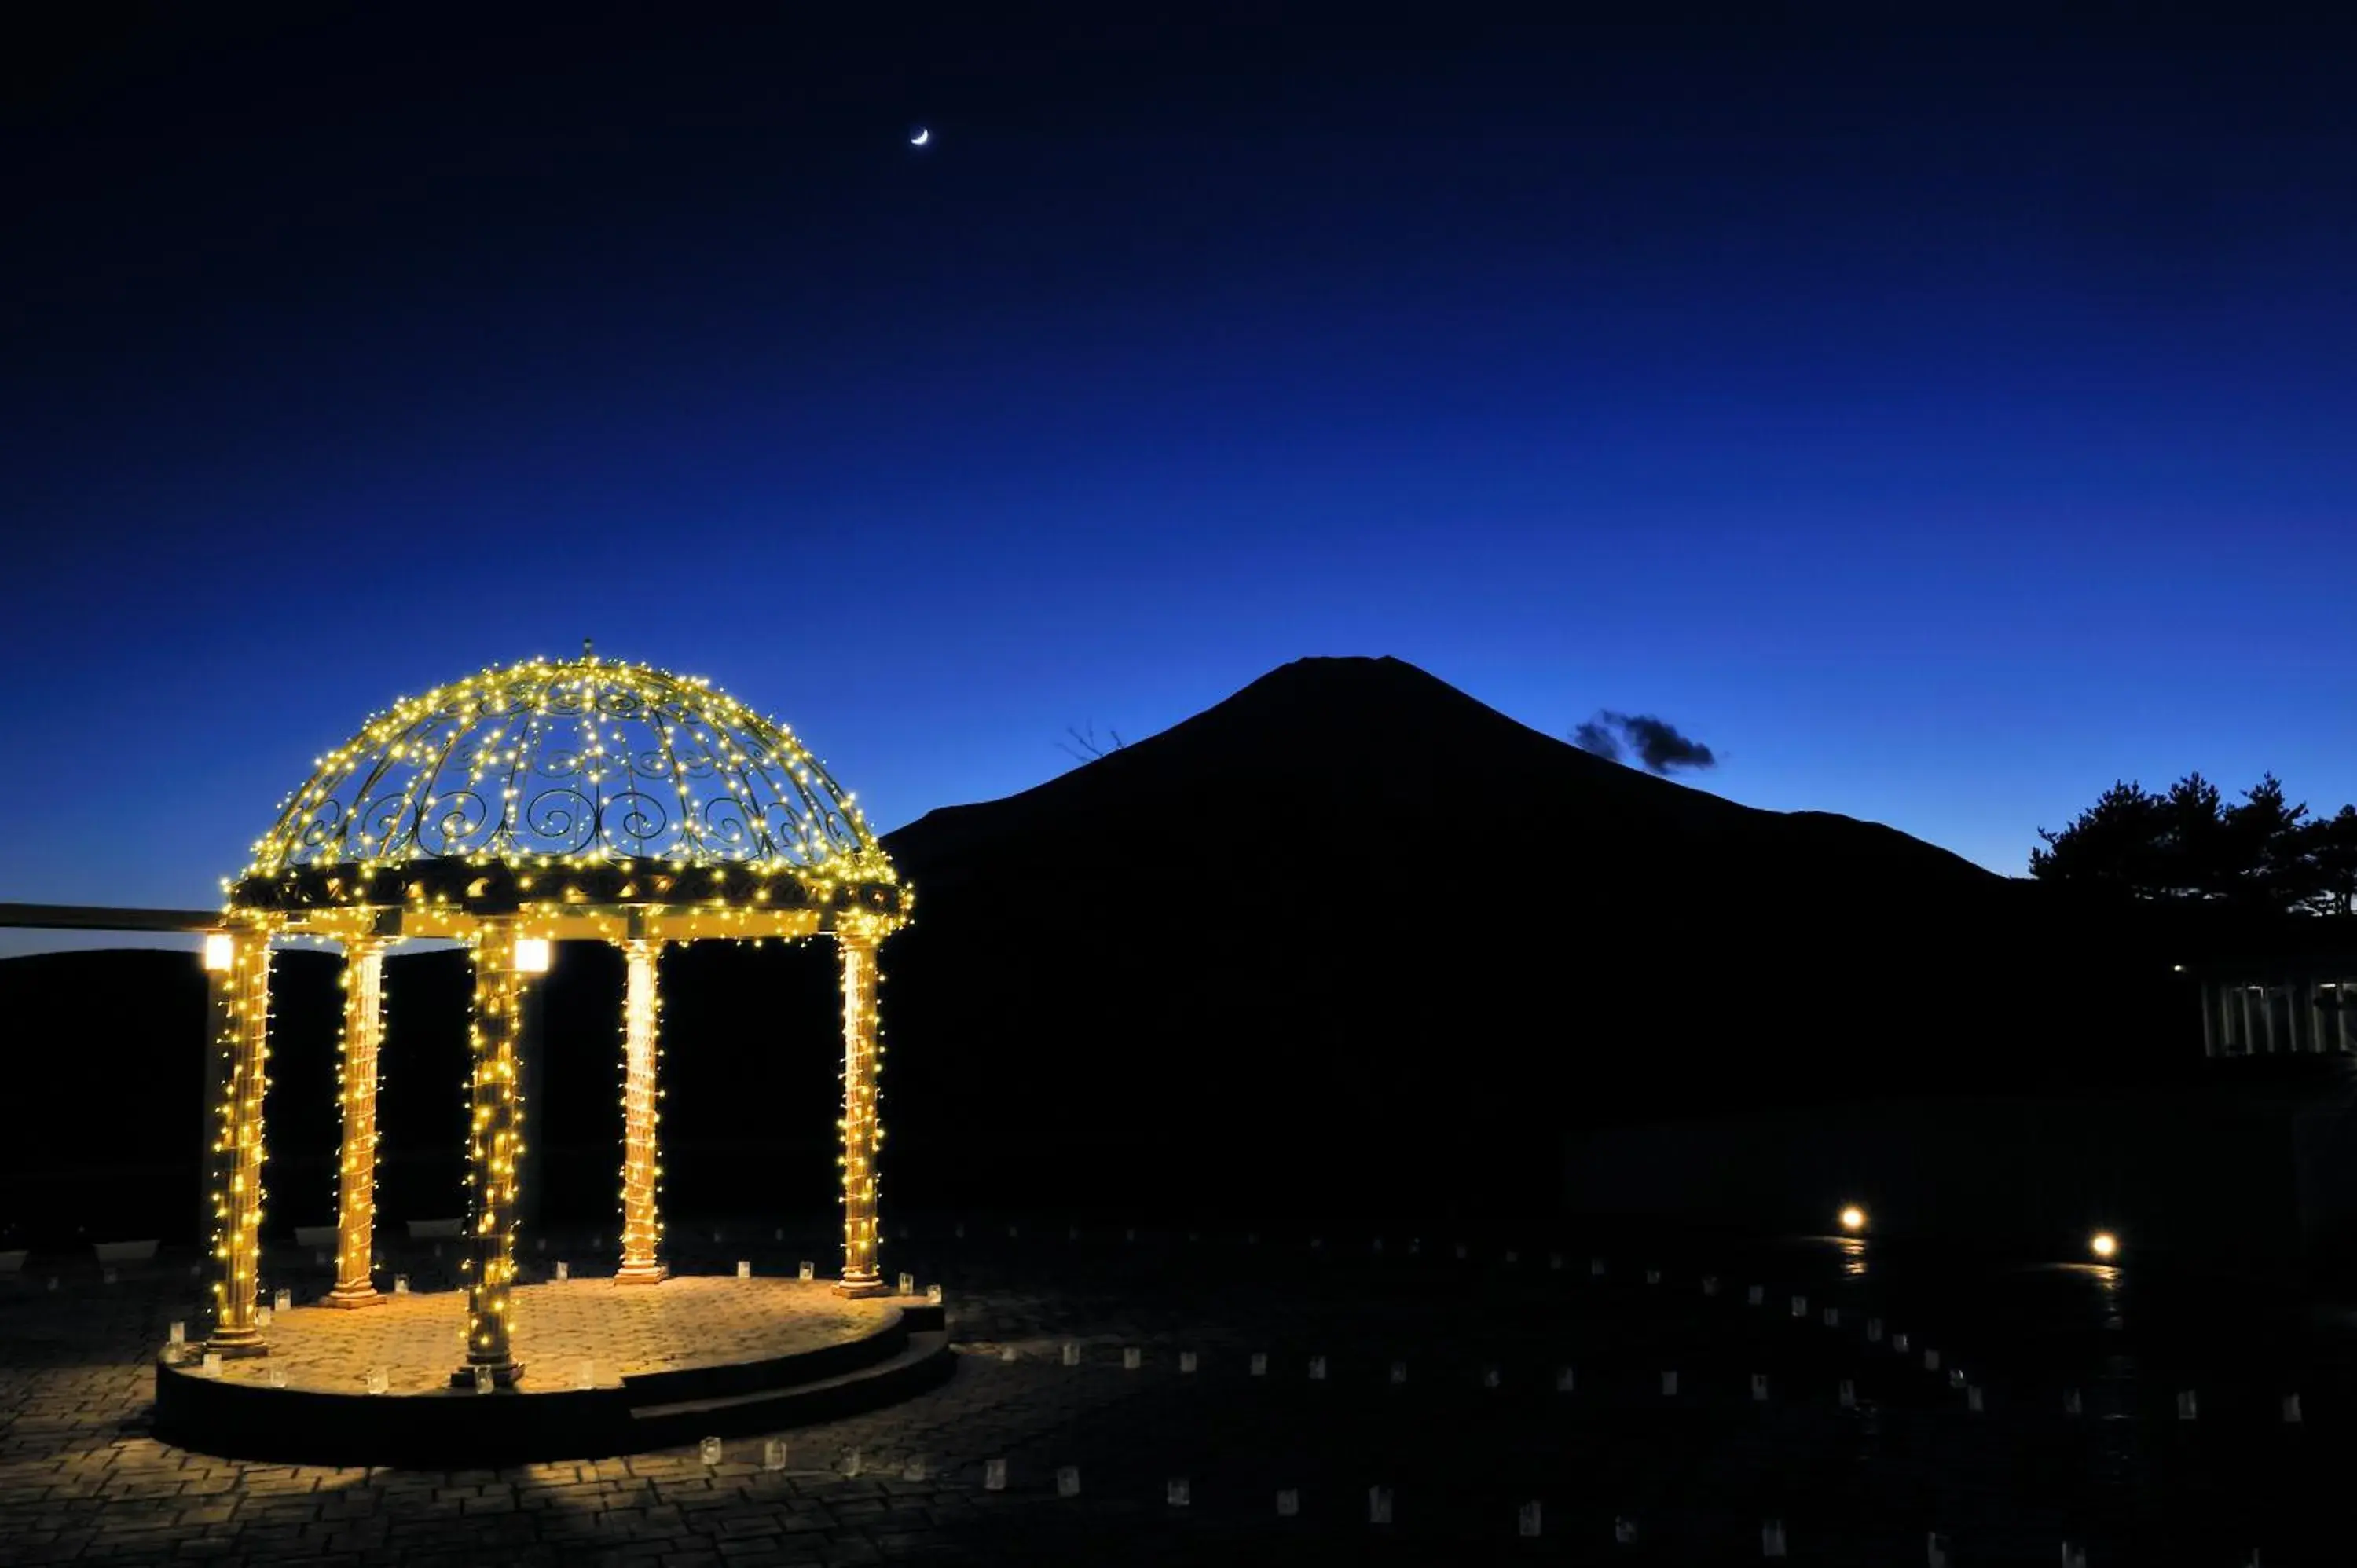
(1838, 1206), (1867, 1233)
(2090, 1231), (2119, 1260)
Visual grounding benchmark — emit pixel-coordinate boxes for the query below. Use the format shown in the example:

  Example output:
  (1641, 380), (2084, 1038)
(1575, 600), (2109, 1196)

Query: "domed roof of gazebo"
(225, 654), (905, 939)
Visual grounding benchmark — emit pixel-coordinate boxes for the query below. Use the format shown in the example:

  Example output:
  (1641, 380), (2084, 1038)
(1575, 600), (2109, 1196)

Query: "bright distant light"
(2090, 1230), (2118, 1261)
(515, 937), (552, 975)
(1838, 1206), (1866, 1233)
(910, 126), (930, 147)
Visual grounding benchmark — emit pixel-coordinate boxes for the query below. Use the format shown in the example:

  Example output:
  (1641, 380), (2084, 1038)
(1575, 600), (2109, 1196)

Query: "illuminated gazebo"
(198, 651), (908, 1386)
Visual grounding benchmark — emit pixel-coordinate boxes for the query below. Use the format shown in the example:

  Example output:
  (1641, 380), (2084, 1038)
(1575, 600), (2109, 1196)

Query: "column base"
(204, 1328), (272, 1358)
(322, 1284), (387, 1309)
(834, 1274), (889, 1299)
(449, 1361), (526, 1389)
(612, 1261), (669, 1285)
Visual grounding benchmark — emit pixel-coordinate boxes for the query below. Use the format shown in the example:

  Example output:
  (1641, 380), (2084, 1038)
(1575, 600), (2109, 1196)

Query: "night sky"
(5, 8), (2355, 952)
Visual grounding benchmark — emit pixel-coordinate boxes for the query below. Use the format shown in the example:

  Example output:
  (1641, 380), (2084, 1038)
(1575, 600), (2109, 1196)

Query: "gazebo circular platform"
(155, 1278), (951, 1467)
(169, 651), (926, 1464)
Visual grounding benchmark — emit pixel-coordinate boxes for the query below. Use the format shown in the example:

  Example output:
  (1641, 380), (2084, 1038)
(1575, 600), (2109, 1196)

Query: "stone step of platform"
(627, 1328), (957, 1444)
(153, 1288), (955, 1467)
(622, 1313), (911, 1405)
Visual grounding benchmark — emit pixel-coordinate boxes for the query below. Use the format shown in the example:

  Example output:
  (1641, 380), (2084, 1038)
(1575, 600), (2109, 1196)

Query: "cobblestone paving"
(6, 1215), (2356, 1566)
(180, 1278), (892, 1394)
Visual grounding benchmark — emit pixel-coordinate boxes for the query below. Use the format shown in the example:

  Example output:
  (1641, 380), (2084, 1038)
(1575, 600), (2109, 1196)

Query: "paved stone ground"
(6, 1214), (2357, 1565)
(180, 1278), (892, 1394)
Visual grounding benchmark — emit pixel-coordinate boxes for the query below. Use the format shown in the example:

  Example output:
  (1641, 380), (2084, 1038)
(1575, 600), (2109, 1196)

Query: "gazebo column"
(456, 920), (528, 1386)
(205, 928), (274, 1357)
(835, 932), (886, 1298)
(614, 936), (669, 1284)
(326, 936), (389, 1308)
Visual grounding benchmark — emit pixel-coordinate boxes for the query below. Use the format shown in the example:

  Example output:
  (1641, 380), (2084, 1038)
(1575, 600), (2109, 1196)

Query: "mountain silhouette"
(889, 655), (2000, 903)
(868, 656), (2177, 1227)
(0, 656), (2192, 1247)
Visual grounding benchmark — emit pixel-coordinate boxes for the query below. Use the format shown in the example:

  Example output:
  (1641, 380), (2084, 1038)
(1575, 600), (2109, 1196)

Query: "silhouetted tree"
(2152, 772), (2228, 900)
(2299, 804), (2357, 917)
(2034, 771), (2344, 918)
(2030, 780), (2168, 896)
(2224, 773), (2312, 912)
(1056, 723), (1125, 764)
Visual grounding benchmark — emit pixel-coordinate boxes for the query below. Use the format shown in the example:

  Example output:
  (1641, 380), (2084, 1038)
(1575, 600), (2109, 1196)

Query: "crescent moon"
(911, 127), (930, 147)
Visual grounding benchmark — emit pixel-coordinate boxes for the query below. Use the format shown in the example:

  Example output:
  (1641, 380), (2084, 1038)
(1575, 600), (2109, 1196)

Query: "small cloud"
(1571, 719), (1622, 764)
(1572, 710), (1719, 775)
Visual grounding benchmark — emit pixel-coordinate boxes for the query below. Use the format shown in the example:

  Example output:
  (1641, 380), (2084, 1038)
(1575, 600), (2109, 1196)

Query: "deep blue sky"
(5, 7), (2355, 951)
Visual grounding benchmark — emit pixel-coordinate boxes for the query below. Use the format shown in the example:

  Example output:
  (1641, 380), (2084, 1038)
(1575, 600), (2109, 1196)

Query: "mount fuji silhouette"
(889, 654), (1999, 896)
(868, 656), (2178, 1225)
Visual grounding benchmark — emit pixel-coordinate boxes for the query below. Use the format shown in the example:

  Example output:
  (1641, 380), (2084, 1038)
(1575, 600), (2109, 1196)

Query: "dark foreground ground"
(6, 1212), (2357, 1566)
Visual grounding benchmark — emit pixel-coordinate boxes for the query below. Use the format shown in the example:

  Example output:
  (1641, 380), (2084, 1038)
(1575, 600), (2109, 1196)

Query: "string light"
(615, 937), (668, 1284)
(325, 936), (389, 1307)
(457, 921), (529, 1381)
(236, 654), (904, 918)
(203, 652), (910, 1375)
(203, 929), (272, 1355)
(836, 928), (886, 1295)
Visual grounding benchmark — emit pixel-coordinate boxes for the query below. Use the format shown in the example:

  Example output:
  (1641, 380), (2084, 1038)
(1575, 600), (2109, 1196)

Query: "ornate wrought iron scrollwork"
(418, 789), (492, 855)
(598, 790), (672, 856)
(522, 787), (597, 854)
(696, 793), (758, 860)
(761, 800), (815, 866)
(355, 793), (408, 856)
(296, 798), (345, 852)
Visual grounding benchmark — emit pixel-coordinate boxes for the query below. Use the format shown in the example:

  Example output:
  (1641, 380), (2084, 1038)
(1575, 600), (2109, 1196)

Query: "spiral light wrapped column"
(206, 929), (275, 1356)
(614, 937), (669, 1284)
(326, 937), (388, 1307)
(835, 932), (885, 1297)
(456, 921), (527, 1385)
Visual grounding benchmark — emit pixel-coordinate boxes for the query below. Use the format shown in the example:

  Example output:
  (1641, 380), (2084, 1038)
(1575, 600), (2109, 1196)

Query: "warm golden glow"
(836, 932), (885, 1294)
(2090, 1230), (2119, 1260)
(1838, 1206), (1866, 1233)
(328, 937), (388, 1306)
(239, 654), (904, 904)
(205, 654), (911, 1379)
(460, 921), (528, 1372)
(204, 929), (272, 1353)
(615, 938), (667, 1283)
